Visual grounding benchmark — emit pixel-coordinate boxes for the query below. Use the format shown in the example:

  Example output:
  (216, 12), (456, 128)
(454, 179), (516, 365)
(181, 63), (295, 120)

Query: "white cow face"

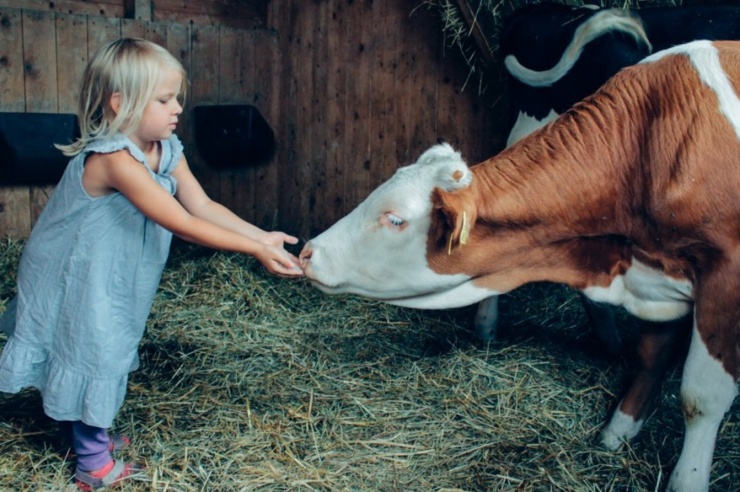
(300, 144), (493, 309)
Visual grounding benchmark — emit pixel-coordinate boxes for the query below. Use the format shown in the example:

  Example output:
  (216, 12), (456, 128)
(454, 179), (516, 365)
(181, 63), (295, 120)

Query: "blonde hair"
(57, 38), (187, 156)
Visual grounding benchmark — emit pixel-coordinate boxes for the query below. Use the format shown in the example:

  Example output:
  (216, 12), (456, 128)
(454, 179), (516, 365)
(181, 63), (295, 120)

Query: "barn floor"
(0, 238), (737, 491)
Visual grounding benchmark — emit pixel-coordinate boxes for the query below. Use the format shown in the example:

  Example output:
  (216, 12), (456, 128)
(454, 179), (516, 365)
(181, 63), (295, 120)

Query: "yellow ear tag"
(447, 210), (469, 255)
(460, 211), (470, 245)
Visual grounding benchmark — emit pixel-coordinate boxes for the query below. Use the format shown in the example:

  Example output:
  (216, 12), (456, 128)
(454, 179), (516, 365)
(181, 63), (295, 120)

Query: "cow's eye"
(380, 212), (407, 230)
(386, 213), (404, 226)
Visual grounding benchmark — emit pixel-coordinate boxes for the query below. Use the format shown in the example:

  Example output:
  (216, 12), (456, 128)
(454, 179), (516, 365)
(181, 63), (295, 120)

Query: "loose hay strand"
(0, 239), (737, 491)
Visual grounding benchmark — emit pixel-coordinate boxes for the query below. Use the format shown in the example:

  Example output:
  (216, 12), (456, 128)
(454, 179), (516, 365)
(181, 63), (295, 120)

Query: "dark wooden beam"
(453, 0), (495, 68)
(123, 0), (152, 20)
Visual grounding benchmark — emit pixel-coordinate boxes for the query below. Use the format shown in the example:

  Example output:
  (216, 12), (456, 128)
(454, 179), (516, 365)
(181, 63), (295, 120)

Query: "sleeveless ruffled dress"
(0, 133), (182, 428)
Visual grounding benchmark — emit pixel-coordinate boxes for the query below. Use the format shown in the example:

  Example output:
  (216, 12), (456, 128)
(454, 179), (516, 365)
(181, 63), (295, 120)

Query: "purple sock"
(72, 421), (111, 472)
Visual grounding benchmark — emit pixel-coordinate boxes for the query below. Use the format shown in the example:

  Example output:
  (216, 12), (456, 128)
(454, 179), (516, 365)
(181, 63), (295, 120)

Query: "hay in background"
(0, 239), (737, 491)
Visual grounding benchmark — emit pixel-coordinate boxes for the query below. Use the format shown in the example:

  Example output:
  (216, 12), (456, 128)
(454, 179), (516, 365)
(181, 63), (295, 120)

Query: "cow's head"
(300, 143), (498, 309)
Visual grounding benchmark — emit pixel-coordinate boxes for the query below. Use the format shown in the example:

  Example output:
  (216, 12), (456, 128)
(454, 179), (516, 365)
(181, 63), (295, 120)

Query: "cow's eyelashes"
(386, 214), (404, 226)
(380, 212), (406, 230)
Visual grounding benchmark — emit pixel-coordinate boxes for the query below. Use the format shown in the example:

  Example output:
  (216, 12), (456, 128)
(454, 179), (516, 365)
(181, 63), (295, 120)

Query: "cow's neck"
(455, 97), (643, 291)
(481, 103), (641, 238)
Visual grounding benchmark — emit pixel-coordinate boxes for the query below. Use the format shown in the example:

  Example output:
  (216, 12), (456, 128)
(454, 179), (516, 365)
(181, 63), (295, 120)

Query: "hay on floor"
(0, 238), (737, 491)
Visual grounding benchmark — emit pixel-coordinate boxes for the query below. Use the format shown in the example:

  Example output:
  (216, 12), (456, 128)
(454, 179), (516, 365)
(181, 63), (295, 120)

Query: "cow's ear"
(438, 165), (473, 192)
(416, 143), (472, 191)
(430, 187), (477, 254)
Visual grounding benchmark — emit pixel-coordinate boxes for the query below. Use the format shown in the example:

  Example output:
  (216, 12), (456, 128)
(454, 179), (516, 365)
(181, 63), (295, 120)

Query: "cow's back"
(590, 41), (740, 252)
(640, 5), (740, 51)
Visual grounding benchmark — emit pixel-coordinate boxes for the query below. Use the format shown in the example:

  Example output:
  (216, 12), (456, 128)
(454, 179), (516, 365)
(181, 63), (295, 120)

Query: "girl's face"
(131, 67), (183, 150)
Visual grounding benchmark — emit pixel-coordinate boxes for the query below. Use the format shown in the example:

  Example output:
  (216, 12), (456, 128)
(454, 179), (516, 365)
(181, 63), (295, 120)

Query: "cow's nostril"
(299, 244), (313, 264)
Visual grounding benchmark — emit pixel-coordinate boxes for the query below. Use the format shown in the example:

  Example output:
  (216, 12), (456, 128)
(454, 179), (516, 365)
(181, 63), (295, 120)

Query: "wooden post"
(453, 0), (494, 68)
(124, 0), (152, 21)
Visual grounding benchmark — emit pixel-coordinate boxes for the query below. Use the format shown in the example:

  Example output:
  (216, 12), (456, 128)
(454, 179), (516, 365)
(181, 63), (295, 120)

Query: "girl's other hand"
(262, 231), (299, 250)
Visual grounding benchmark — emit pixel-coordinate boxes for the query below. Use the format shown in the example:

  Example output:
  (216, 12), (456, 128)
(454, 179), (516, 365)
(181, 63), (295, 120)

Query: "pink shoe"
(74, 460), (145, 490)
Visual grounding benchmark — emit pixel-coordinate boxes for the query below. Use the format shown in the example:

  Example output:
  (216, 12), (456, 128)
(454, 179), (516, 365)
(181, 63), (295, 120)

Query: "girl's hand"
(261, 231), (299, 249)
(255, 243), (304, 277)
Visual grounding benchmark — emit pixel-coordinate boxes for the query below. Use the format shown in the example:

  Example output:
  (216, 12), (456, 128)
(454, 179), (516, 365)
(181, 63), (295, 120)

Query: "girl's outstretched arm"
(172, 156), (303, 270)
(172, 156), (287, 243)
(85, 150), (303, 276)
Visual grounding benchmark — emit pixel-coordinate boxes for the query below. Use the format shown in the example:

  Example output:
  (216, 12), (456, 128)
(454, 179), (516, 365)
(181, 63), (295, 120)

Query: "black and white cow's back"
(500, 4), (650, 143)
(501, 3), (740, 143)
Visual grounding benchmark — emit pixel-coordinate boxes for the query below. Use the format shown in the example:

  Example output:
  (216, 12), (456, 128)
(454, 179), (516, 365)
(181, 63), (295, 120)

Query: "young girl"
(0, 38), (303, 490)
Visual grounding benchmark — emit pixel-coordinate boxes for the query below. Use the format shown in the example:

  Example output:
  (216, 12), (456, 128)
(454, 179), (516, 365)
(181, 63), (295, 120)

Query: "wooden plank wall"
(0, 0), (268, 28)
(0, 0), (503, 239)
(0, 6), (282, 238)
(267, 0), (501, 237)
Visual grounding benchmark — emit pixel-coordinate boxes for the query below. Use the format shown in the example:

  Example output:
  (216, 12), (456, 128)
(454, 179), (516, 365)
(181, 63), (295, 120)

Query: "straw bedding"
(0, 238), (737, 491)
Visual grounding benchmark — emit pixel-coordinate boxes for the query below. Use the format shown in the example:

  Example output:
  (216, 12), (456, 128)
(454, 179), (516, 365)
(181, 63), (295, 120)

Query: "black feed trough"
(0, 112), (79, 185)
(194, 104), (275, 170)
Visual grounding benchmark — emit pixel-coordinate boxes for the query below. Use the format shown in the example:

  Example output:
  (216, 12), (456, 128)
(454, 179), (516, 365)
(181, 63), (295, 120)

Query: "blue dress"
(0, 133), (182, 428)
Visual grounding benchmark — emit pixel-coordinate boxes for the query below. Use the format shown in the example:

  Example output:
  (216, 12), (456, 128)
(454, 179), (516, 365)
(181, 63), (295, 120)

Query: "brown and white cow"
(476, 3), (740, 350)
(299, 40), (740, 492)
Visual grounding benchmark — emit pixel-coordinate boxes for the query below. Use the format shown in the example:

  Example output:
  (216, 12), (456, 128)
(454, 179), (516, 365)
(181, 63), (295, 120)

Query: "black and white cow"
(502, 3), (740, 145)
(473, 2), (740, 346)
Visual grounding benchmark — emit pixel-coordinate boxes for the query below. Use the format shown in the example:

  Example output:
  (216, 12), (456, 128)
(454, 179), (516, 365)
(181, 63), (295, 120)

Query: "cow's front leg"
(600, 321), (683, 449)
(667, 319), (738, 492)
(473, 295), (500, 342)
